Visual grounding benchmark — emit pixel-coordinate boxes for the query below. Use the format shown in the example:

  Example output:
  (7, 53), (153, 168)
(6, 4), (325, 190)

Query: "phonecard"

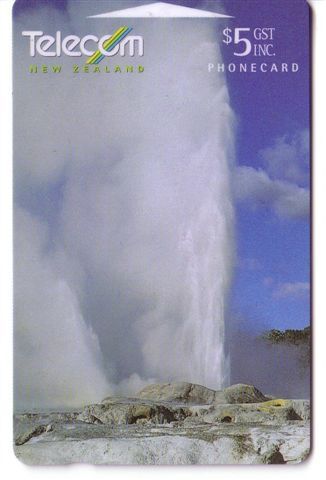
(13, 0), (311, 465)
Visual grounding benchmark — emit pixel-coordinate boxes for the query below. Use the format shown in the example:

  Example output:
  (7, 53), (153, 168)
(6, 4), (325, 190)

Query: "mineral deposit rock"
(137, 382), (217, 404)
(14, 383), (310, 465)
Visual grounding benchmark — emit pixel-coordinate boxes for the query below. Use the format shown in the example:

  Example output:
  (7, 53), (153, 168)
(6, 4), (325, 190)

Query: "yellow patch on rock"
(258, 399), (291, 412)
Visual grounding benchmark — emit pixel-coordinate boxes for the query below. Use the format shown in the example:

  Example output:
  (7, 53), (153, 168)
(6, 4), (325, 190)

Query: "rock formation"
(14, 382), (310, 465)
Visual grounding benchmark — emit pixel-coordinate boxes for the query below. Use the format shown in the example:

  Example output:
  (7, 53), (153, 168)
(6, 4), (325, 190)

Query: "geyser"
(14, 2), (235, 409)
(119, 18), (235, 391)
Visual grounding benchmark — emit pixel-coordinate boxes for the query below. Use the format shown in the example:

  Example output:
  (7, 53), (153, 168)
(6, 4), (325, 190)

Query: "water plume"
(14, 1), (235, 408)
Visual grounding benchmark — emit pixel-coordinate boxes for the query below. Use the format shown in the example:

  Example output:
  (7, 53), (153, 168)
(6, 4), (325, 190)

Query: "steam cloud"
(229, 330), (310, 399)
(14, 1), (235, 410)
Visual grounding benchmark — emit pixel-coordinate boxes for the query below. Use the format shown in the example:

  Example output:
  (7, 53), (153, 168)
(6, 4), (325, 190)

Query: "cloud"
(259, 130), (310, 186)
(273, 282), (310, 299)
(263, 277), (310, 300)
(233, 166), (310, 219)
(234, 129), (310, 219)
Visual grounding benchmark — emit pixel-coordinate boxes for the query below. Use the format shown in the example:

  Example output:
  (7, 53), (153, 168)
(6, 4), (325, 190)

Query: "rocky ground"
(14, 382), (310, 465)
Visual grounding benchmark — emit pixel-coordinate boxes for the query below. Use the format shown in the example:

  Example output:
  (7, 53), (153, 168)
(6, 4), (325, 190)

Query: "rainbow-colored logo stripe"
(87, 26), (133, 64)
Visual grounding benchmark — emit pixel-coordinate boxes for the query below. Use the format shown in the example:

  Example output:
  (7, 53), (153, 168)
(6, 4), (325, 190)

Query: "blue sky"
(14, 0), (311, 335)
(222, 0), (310, 332)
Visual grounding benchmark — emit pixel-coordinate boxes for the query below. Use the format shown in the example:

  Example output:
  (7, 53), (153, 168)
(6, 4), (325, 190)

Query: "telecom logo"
(22, 26), (144, 62)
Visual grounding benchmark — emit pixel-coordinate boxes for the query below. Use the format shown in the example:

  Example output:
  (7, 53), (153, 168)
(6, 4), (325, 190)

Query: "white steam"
(14, 2), (234, 409)
(14, 209), (110, 410)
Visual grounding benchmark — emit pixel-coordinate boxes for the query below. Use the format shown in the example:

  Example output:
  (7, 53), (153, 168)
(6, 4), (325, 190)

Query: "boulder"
(214, 384), (268, 405)
(137, 382), (268, 405)
(78, 400), (190, 425)
(137, 382), (217, 404)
